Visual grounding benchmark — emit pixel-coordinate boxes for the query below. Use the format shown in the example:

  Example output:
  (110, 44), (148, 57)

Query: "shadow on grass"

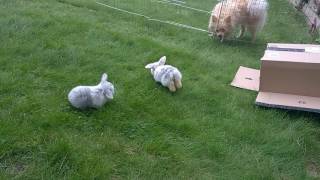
(153, 83), (184, 96)
(257, 106), (320, 124)
(286, 110), (320, 123)
(66, 104), (102, 117)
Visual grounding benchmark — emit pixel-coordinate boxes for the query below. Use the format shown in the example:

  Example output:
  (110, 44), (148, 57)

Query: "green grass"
(1, 0), (320, 179)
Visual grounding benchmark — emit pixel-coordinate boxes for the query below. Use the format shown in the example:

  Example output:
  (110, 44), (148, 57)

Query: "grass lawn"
(1, 0), (320, 179)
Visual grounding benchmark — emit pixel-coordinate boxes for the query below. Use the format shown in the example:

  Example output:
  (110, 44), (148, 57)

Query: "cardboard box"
(231, 43), (320, 113)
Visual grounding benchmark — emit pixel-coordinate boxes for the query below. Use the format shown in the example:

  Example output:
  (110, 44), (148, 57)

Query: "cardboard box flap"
(267, 47), (305, 52)
(262, 50), (320, 63)
(267, 43), (320, 54)
(256, 92), (320, 113)
(305, 47), (320, 53)
(262, 43), (320, 63)
(230, 66), (260, 91)
(267, 43), (320, 49)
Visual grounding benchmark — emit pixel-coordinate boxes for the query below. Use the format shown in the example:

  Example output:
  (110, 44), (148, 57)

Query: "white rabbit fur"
(145, 56), (182, 92)
(68, 73), (115, 109)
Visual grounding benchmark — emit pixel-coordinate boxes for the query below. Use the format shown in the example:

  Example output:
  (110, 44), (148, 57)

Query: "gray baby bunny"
(68, 73), (115, 109)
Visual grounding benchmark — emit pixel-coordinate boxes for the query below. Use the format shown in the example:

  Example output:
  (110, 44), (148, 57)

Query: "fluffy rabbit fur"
(145, 56), (182, 92)
(68, 73), (115, 109)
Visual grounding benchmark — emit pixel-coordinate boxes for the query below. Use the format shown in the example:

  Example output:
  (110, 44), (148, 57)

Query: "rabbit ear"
(101, 73), (108, 82)
(145, 62), (156, 69)
(159, 56), (166, 65)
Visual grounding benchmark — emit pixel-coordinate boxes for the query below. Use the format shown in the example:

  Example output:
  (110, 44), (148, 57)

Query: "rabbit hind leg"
(174, 79), (182, 89)
(168, 81), (176, 92)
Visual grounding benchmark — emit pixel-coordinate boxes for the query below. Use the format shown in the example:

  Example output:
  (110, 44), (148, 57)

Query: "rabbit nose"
(108, 94), (114, 100)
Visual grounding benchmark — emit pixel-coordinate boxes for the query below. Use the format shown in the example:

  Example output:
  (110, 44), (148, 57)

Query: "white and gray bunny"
(145, 56), (182, 92)
(68, 73), (115, 109)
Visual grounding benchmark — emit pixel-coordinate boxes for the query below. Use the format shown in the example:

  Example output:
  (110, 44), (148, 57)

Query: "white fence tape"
(156, 0), (211, 14)
(96, 1), (209, 33)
